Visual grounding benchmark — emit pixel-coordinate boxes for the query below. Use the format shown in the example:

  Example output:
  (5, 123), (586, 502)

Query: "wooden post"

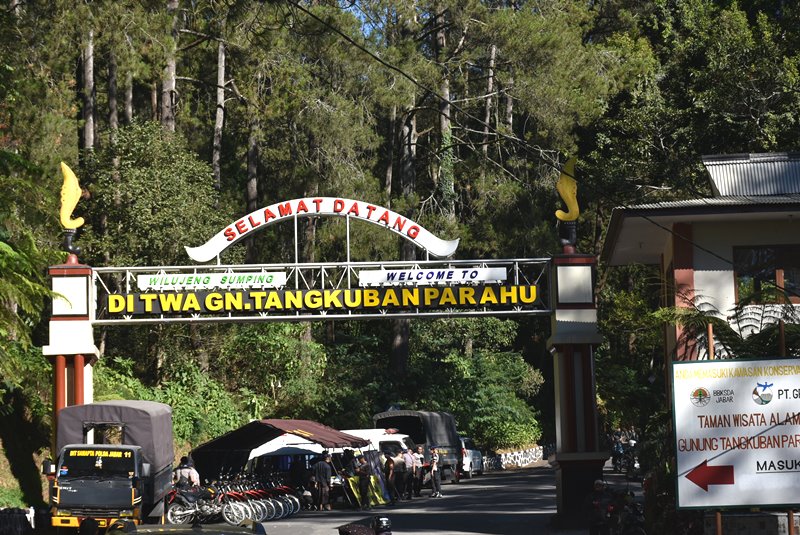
(716, 510), (723, 535)
(789, 510), (795, 535)
(73, 354), (85, 405)
(779, 320), (786, 358)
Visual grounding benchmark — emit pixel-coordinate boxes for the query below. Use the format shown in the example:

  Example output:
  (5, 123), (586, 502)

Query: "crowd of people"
(302, 444), (442, 511)
(171, 443), (447, 513)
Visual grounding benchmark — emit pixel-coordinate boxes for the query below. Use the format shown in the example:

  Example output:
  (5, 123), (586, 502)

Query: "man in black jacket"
(313, 454), (334, 511)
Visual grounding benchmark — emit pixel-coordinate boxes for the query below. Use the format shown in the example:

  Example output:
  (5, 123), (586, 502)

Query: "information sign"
(673, 358), (800, 509)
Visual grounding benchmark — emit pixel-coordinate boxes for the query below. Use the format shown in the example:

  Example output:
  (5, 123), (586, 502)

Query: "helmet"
(371, 515), (392, 533)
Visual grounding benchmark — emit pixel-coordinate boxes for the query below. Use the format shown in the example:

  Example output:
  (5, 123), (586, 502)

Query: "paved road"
(138, 461), (642, 535)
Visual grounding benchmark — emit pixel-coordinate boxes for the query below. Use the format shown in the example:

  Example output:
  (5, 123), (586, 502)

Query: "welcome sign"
(103, 285), (540, 318)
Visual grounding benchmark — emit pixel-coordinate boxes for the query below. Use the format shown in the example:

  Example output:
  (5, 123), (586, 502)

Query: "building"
(601, 152), (800, 361)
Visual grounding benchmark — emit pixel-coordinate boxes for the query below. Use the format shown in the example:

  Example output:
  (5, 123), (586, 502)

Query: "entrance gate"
(44, 164), (605, 520)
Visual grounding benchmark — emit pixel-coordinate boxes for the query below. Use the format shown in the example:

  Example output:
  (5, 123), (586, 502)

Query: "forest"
(2, 0), (800, 528)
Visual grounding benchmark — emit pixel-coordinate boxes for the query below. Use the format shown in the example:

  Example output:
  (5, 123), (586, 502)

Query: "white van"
(341, 428), (416, 455)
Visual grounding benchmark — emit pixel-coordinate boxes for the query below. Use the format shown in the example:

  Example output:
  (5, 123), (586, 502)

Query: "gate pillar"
(43, 253), (99, 451)
(547, 252), (606, 522)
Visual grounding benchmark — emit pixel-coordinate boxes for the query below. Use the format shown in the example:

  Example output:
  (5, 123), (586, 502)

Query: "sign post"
(673, 358), (800, 509)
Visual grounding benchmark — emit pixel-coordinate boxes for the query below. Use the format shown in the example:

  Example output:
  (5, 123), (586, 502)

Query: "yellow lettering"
(265, 292), (283, 309)
(206, 293), (223, 311)
(519, 286), (537, 303)
(402, 288), (420, 307)
(363, 289), (380, 307)
(480, 287), (498, 304)
(324, 290), (343, 308)
(285, 290), (303, 309)
(344, 290), (361, 308)
(458, 287), (476, 304)
(250, 291), (266, 309)
(500, 286), (517, 303)
(158, 293), (183, 312)
(440, 287), (457, 305)
(305, 290), (323, 309)
(224, 292), (243, 310)
(109, 295), (126, 313)
(141, 294), (158, 312)
(381, 289), (400, 307)
(424, 288), (440, 306)
(183, 293), (201, 311)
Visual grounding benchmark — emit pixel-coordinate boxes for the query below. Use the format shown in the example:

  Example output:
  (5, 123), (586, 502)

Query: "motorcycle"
(166, 484), (218, 525)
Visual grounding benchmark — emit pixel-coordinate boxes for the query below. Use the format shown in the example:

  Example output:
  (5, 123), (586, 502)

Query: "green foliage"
(83, 121), (227, 266)
(0, 486), (26, 509)
(95, 356), (246, 446)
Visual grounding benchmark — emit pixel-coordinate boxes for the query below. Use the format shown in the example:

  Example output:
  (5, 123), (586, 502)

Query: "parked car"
(341, 428), (416, 456)
(460, 436), (483, 478)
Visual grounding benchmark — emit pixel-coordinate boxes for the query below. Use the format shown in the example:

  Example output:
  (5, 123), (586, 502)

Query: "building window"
(733, 246), (800, 303)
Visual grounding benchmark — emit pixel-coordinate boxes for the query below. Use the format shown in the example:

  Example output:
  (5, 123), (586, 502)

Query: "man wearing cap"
(402, 448), (416, 499)
(430, 446), (443, 498)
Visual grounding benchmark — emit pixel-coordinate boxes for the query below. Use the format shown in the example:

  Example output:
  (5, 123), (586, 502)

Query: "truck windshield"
(59, 447), (135, 478)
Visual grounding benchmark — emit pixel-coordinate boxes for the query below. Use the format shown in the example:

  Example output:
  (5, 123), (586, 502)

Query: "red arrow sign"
(686, 460), (735, 491)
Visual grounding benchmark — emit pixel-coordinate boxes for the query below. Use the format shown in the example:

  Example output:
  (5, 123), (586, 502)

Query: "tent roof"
(248, 433), (324, 459)
(191, 419), (368, 479)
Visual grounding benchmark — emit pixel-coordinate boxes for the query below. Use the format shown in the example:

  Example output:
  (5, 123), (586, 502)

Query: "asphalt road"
(136, 461), (642, 535)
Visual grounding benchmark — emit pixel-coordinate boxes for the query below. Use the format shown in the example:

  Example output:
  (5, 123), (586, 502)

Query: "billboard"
(672, 358), (800, 509)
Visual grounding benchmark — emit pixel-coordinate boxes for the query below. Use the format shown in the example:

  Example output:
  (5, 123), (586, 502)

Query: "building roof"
(702, 153), (800, 196)
(601, 153), (800, 266)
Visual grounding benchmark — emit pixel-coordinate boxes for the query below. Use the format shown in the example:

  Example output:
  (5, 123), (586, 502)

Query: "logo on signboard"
(690, 387), (711, 407)
(752, 382), (774, 405)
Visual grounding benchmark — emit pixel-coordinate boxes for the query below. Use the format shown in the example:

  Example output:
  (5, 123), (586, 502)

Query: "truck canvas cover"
(372, 410), (460, 450)
(57, 400), (174, 472)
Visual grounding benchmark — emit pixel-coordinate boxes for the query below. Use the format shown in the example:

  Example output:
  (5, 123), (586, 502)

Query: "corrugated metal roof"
(626, 194), (800, 211)
(702, 153), (800, 196)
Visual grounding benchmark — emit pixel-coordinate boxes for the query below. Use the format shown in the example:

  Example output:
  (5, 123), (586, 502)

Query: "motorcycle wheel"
(222, 502), (247, 526)
(166, 503), (194, 525)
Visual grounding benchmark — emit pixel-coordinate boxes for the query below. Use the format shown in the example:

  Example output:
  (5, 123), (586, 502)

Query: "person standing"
(413, 445), (425, 497)
(354, 455), (372, 510)
(383, 452), (399, 505)
(392, 450), (407, 500)
(313, 453), (333, 511)
(402, 448), (416, 499)
(430, 446), (443, 498)
(173, 456), (200, 488)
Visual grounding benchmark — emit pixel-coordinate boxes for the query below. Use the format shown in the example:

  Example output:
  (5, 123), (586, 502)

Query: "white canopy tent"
(247, 432), (325, 460)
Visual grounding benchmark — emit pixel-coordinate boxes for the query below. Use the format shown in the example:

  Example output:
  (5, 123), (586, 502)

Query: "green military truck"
(44, 400), (174, 531)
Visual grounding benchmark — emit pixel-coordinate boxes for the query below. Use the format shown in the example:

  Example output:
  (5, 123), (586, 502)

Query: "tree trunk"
(385, 105), (396, 206)
(82, 30), (95, 152)
(245, 113), (259, 263)
(390, 104), (417, 377)
(503, 77), (513, 131)
(161, 0), (179, 132)
(124, 72), (133, 125)
(482, 44), (496, 158)
(108, 51), (119, 140)
(435, 5), (455, 220)
(212, 39), (226, 195)
(151, 82), (158, 121)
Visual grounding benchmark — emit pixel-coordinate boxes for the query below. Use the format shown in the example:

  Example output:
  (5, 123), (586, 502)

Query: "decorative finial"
(59, 162), (84, 255)
(555, 157), (579, 222)
(555, 157), (579, 254)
